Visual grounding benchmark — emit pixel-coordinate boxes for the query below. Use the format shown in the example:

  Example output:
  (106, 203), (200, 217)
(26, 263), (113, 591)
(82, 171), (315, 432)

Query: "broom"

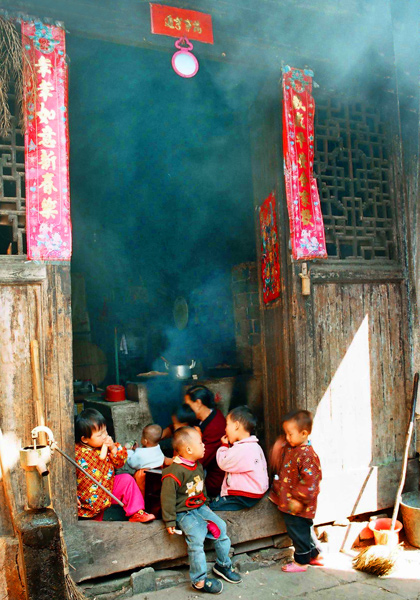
(353, 372), (419, 576)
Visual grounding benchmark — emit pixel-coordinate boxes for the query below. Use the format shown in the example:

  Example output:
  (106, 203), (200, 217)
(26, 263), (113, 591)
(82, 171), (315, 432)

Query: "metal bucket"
(401, 491), (420, 548)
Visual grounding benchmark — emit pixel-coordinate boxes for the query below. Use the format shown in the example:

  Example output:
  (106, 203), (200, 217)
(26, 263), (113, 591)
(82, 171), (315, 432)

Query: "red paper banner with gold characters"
(22, 20), (71, 261)
(282, 66), (327, 260)
(150, 4), (214, 44)
(260, 193), (281, 304)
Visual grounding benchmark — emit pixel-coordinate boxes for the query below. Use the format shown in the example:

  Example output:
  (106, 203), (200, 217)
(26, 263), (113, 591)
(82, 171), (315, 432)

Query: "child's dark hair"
(142, 424), (162, 444)
(75, 408), (106, 443)
(172, 426), (198, 453)
(282, 409), (313, 433)
(176, 403), (199, 427)
(227, 405), (257, 434)
(185, 385), (215, 409)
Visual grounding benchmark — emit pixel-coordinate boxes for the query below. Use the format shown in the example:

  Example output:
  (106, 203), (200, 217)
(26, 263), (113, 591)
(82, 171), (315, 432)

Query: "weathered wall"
(391, 0), (420, 390)
(0, 258), (76, 597)
(231, 262), (262, 375)
(0, 536), (25, 600)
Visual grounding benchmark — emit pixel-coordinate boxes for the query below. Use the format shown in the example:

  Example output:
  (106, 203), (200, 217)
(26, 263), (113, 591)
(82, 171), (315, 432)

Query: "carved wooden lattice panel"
(314, 98), (396, 260)
(0, 94), (26, 255)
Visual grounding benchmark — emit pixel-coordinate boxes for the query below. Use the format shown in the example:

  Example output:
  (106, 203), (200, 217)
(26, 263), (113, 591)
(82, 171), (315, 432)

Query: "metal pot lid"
(173, 297), (188, 330)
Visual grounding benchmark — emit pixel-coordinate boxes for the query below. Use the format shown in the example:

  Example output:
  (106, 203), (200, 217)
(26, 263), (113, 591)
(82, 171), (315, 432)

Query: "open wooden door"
(249, 78), (418, 523)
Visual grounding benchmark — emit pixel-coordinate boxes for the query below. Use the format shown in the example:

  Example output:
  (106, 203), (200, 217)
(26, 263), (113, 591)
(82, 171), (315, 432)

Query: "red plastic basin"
(368, 517), (403, 546)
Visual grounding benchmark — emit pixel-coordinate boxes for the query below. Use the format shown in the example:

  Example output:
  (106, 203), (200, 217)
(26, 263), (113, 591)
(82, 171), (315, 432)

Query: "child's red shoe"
(281, 562), (307, 572)
(129, 510), (156, 523)
(309, 557), (324, 566)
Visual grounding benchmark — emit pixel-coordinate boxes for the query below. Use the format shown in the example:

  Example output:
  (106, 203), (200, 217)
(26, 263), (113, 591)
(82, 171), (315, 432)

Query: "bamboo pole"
(390, 372), (419, 529)
(30, 340), (47, 446)
(114, 327), (120, 385)
(53, 445), (124, 508)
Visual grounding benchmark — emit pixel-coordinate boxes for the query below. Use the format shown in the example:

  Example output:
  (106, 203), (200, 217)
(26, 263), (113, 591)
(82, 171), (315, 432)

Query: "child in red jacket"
(75, 409), (155, 523)
(269, 409), (322, 572)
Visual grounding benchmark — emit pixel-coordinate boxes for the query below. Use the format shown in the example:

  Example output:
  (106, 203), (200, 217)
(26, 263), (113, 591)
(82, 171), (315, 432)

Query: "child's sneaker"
(192, 578), (223, 594)
(128, 510), (155, 523)
(212, 563), (242, 583)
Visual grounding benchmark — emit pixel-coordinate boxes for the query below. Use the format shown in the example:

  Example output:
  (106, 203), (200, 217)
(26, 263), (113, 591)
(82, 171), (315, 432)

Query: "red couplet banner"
(282, 67), (327, 260)
(22, 21), (71, 261)
(260, 193), (281, 304)
(150, 4), (214, 44)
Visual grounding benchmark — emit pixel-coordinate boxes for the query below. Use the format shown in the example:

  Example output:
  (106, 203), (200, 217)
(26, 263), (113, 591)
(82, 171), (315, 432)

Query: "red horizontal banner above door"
(150, 4), (214, 44)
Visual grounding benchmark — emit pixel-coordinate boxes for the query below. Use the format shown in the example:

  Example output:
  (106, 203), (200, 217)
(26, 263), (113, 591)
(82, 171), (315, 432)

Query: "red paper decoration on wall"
(260, 193), (281, 304)
(282, 67), (327, 260)
(22, 20), (71, 261)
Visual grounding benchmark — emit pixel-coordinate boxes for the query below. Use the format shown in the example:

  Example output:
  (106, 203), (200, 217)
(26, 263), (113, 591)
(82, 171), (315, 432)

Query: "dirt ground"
(131, 544), (420, 600)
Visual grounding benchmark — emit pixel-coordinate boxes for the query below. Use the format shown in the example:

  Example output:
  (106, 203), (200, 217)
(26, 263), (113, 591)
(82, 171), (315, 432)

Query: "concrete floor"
(131, 547), (420, 600)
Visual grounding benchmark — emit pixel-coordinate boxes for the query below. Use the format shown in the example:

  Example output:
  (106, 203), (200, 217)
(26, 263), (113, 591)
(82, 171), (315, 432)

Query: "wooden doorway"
(249, 80), (418, 523)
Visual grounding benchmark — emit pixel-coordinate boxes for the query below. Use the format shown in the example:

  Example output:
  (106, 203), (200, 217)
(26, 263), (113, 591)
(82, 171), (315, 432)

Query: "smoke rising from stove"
(68, 0), (419, 383)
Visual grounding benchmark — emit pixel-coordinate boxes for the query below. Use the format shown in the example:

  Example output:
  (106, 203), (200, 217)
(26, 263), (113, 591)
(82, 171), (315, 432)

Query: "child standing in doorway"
(161, 426), (242, 594)
(269, 409), (322, 572)
(210, 406), (269, 511)
(75, 409), (155, 523)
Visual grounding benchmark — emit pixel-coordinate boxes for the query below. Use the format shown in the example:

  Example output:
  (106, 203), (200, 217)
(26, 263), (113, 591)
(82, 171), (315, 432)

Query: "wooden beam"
(307, 261), (405, 284)
(0, 257), (46, 283)
(0, 0), (363, 69)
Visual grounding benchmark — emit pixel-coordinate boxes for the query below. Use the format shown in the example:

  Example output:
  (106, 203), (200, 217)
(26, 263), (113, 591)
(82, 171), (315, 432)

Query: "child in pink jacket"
(210, 406), (269, 511)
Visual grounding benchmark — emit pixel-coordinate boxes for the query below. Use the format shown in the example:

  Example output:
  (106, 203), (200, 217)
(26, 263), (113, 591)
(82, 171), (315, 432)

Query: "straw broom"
(352, 544), (401, 577)
(353, 373), (419, 576)
(0, 15), (37, 135)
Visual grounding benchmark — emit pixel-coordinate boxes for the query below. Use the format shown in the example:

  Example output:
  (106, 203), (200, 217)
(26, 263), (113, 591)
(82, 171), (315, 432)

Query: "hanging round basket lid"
(73, 340), (108, 385)
(173, 297), (189, 330)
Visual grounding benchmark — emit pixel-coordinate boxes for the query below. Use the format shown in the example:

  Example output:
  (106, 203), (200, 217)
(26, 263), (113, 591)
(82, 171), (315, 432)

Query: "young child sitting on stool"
(127, 424), (172, 497)
(210, 406), (269, 511)
(75, 408), (155, 523)
(269, 409), (322, 572)
(161, 427), (242, 594)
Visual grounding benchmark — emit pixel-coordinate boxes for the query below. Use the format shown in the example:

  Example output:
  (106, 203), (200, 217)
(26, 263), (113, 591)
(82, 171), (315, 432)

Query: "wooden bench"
(65, 458), (420, 583)
(66, 496), (287, 583)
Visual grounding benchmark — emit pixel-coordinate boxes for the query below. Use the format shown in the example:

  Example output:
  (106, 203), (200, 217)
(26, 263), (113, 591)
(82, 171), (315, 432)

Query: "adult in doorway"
(184, 385), (226, 498)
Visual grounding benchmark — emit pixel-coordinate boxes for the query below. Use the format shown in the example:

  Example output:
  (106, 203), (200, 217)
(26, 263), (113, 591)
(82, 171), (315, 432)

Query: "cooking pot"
(74, 380), (95, 394)
(161, 357), (196, 380)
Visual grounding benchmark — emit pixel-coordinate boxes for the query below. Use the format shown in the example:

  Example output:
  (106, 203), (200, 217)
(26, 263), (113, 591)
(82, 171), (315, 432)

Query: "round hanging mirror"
(172, 38), (199, 78)
(173, 297), (189, 330)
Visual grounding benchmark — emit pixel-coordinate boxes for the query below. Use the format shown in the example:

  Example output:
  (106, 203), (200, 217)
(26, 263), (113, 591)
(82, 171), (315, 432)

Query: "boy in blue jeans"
(161, 427), (241, 594)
